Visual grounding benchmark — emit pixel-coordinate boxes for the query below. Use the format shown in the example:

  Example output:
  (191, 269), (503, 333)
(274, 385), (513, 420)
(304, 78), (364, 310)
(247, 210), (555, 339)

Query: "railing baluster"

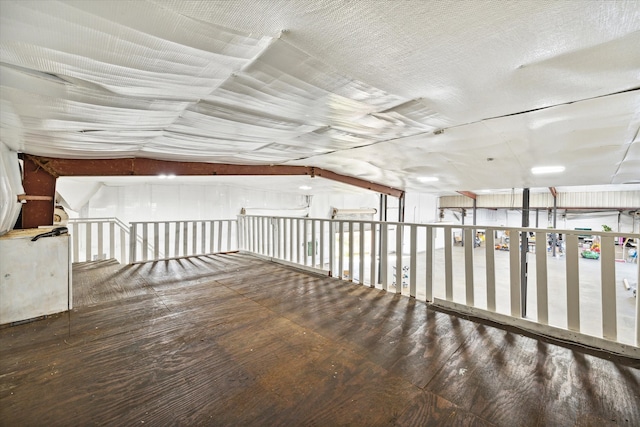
(425, 226), (433, 301)
(303, 219), (309, 266)
(464, 227), (474, 306)
(296, 219), (301, 264)
(72, 222), (79, 263)
(369, 222), (376, 288)
(380, 222), (388, 291)
(395, 223), (402, 294)
(348, 221), (354, 281)
(209, 220), (215, 253)
(191, 221), (197, 255)
(359, 221), (365, 285)
(283, 218), (289, 260)
(600, 234), (616, 340)
(509, 229), (521, 317)
(164, 222), (170, 258)
(338, 221), (344, 279)
(153, 223), (159, 260)
(174, 222), (180, 257)
(535, 231), (548, 324)
(97, 222), (104, 261)
(120, 226), (126, 264)
(85, 222), (92, 262)
(267, 217), (272, 257)
(182, 221), (188, 257)
(565, 233), (580, 332)
(276, 218), (282, 259)
(409, 224), (417, 297)
(329, 221), (335, 276)
(319, 220), (325, 270)
(444, 226), (453, 301)
(485, 229), (496, 311)
(312, 219), (317, 268)
(219, 220), (224, 253)
(200, 221), (206, 255)
(142, 223), (149, 261)
(130, 223), (137, 263)
(109, 222), (115, 259)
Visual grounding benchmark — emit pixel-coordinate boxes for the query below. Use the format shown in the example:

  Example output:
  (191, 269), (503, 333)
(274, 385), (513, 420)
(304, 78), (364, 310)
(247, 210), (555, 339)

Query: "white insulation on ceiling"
(1, 0), (639, 192)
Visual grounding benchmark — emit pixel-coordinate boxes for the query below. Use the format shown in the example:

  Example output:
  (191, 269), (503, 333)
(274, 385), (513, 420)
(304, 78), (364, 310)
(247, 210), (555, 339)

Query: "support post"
(521, 188), (530, 317)
(21, 156), (56, 228)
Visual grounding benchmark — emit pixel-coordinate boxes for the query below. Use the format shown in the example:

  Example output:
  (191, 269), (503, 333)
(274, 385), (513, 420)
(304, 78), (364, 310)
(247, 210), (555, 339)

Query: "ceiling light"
(417, 176), (439, 183)
(531, 166), (565, 175)
(167, 174), (176, 179)
(299, 185), (312, 190)
(158, 174), (167, 179)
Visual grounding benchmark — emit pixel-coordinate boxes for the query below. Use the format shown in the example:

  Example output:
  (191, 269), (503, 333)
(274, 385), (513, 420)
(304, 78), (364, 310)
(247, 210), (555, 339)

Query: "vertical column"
(21, 156), (56, 228)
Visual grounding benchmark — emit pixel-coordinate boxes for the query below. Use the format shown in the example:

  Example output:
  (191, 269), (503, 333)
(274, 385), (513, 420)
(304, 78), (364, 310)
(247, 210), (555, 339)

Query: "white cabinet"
(0, 228), (72, 325)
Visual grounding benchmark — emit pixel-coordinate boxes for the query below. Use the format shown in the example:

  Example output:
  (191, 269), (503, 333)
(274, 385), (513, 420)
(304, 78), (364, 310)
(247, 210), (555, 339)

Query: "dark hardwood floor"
(1, 253), (638, 426)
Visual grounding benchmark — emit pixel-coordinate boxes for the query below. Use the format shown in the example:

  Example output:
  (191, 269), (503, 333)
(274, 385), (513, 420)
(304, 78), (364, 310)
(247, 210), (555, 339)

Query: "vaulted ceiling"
(1, 0), (639, 195)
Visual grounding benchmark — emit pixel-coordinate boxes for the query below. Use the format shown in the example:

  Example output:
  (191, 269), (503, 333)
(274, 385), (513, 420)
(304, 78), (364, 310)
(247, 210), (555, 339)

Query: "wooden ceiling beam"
(25, 155), (404, 198)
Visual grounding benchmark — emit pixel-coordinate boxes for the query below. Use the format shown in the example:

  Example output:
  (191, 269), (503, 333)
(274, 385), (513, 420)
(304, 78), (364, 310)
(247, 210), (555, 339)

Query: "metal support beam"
(457, 190), (477, 200)
(26, 155), (404, 198)
(552, 192), (558, 258)
(398, 192), (405, 222)
(473, 198), (477, 226)
(521, 188), (530, 317)
(21, 156), (56, 229)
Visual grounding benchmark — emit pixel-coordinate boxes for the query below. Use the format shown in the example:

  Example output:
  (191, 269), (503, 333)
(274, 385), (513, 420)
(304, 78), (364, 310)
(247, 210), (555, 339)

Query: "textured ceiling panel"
(1, 0), (639, 194)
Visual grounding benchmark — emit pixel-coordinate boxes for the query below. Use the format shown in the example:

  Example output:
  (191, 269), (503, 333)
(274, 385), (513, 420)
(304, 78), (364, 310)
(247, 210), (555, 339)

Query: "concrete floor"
(335, 245), (639, 346)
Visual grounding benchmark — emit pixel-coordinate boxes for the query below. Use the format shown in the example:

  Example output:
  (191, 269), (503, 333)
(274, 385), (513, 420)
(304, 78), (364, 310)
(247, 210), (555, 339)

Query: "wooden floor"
(1, 254), (639, 426)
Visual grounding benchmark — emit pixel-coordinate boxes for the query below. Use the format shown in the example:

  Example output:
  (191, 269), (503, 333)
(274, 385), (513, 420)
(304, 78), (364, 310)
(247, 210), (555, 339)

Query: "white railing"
(68, 217), (130, 263)
(238, 215), (640, 357)
(129, 219), (238, 263)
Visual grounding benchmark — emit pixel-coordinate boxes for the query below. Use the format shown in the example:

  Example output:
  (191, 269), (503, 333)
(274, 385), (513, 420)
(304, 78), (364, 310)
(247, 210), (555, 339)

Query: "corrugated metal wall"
(440, 191), (639, 209)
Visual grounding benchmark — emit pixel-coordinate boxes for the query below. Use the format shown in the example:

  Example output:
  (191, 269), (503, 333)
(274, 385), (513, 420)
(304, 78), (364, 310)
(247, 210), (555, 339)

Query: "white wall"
(0, 142), (24, 234)
(63, 182), (387, 223)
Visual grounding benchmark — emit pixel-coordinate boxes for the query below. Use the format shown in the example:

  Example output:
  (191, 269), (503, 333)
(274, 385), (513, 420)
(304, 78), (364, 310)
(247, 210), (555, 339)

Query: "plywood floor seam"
(1, 253), (638, 426)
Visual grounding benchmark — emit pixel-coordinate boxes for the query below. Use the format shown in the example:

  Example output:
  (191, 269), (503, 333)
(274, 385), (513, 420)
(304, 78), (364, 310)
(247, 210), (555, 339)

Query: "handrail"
(238, 214), (640, 357)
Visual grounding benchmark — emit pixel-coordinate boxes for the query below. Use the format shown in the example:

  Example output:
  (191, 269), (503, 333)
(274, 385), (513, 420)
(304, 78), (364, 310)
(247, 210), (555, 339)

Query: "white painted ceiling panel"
(0, 0), (639, 195)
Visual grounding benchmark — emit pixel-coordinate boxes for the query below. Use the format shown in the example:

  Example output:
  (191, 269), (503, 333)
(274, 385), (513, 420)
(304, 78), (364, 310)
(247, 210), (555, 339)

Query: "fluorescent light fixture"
(417, 176), (439, 183)
(479, 189), (491, 193)
(299, 185), (312, 190)
(531, 166), (565, 175)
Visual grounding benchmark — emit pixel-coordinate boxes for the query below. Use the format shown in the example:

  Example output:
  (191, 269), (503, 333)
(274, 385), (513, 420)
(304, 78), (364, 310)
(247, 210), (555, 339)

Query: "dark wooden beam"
(549, 187), (557, 198)
(21, 156), (56, 228)
(457, 191), (477, 200)
(25, 155), (404, 198)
